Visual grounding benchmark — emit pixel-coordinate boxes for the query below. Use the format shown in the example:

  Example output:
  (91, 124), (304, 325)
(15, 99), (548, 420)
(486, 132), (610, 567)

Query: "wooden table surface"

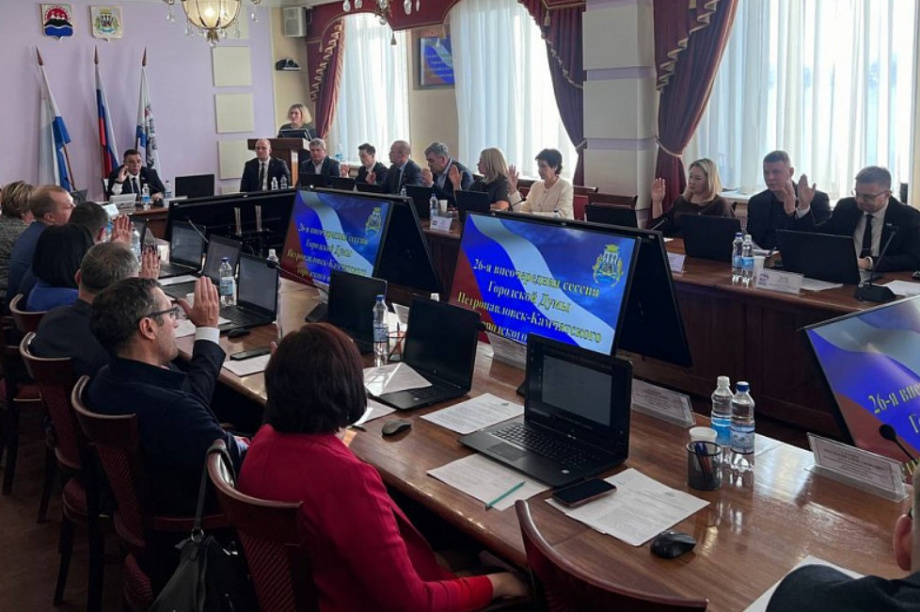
(176, 281), (907, 611)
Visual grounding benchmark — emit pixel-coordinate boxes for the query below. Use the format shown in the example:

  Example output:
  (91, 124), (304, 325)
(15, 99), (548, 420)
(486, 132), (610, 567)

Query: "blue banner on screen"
(450, 213), (638, 355)
(280, 190), (391, 287)
(805, 296), (920, 463)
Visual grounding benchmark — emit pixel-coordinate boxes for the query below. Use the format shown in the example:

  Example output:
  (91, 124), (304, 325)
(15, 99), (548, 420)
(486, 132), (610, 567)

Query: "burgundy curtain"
(520, 1), (586, 185)
(308, 19), (346, 140)
(654, 0), (738, 210)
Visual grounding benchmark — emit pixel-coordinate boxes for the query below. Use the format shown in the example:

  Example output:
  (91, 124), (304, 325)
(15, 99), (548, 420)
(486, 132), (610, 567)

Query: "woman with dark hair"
(239, 323), (527, 611)
(507, 148), (574, 219)
(25, 224), (94, 311)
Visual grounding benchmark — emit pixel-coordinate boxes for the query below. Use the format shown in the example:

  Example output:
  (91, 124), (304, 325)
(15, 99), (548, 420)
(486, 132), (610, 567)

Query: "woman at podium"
(277, 103), (316, 140)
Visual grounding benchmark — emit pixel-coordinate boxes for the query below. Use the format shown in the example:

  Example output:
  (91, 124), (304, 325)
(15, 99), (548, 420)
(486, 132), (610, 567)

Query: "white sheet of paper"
(667, 252), (686, 274)
(175, 317), (231, 338)
(392, 303), (410, 325)
(428, 454), (549, 511)
(800, 278), (844, 292)
(882, 280), (920, 297)
(363, 362), (432, 397)
(353, 399), (397, 427)
(222, 354), (270, 376)
(422, 393), (523, 434)
(159, 274), (199, 286)
(546, 468), (709, 546)
(743, 555), (861, 612)
(631, 379), (695, 427)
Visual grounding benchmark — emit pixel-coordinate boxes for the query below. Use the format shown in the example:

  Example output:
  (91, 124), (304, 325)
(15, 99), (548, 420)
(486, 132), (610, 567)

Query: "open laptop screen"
(402, 298), (480, 388)
(202, 236), (242, 283)
(450, 211), (639, 356)
(328, 270), (387, 346)
(804, 295), (920, 463)
(237, 254), (278, 313)
(170, 222), (204, 268)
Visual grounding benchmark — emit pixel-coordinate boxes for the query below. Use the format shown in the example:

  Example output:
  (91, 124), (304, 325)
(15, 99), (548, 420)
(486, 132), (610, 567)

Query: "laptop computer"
(405, 185), (435, 220)
(159, 221), (206, 278)
(219, 253), (279, 333)
(356, 183), (387, 195)
(373, 298), (481, 411)
(681, 215), (742, 262)
(175, 174), (215, 199)
(163, 235), (243, 299)
(327, 270), (388, 353)
(776, 230), (864, 285)
(455, 191), (491, 222)
(330, 177), (356, 191)
(460, 334), (632, 487)
(299, 174), (329, 189)
(585, 203), (638, 228)
(109, 193), (137, 213)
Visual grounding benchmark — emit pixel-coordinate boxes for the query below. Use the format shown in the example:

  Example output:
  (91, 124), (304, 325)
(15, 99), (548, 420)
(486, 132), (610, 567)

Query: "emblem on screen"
(365, 207), (383, 238)
(592, 244), (624, 285)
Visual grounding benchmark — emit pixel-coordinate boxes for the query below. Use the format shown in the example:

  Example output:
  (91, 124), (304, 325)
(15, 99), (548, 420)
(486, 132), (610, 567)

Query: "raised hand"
(139, 248), (161, 279)
(178, 276), (220, 329)
(508, 164), (520, 193)
(366, 171), (376, 185)
(651, 178), (666, 205)
(420, 167), (434, 187)
(448, 164), (461, 190)
(116, 165), (128, 183)
(796, 174), (817, 212)
(340, 164), (351, 178)
(110, 215), (132, 244)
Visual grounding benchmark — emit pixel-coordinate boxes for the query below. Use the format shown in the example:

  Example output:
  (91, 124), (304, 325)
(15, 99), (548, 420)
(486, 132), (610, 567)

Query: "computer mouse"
(381, 419), (412, 437)
(227, 328), (251, 339)
(650, 530), (696, 559)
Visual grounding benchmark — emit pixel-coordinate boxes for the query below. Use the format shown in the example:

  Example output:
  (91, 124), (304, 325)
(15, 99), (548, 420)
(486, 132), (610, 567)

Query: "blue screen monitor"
(280, 189), (392, 287)
(449, 211), (639, 355)
(805, 295), (920, 464)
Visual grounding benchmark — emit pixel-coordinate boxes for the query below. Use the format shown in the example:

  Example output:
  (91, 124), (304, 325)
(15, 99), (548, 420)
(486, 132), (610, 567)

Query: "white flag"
(135, 65), (161, 173)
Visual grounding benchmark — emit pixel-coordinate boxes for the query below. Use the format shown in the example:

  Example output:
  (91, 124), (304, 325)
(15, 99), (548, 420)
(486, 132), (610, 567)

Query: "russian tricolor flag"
(95, 61), (118, 177)
(38, 63), (72, 191)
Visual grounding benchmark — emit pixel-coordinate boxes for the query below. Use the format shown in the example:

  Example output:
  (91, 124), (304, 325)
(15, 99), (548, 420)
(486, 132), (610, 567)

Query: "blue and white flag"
(38, 64), (73, 191)
(95, 60), (119, 177)
(135, 65), (160, 172)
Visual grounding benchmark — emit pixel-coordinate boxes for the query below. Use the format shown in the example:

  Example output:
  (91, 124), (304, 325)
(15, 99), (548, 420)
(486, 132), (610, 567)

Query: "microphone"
(184, 216), (209, 244)
(647, 216), (669, 232)
(855, 223), (898, 303)
(879, 424), (919, 474)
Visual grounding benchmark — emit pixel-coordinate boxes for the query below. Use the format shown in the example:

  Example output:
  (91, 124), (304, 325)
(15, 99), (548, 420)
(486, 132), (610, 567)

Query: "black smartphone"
(229, 347), (271, 361)
(552, 479), (616, 508)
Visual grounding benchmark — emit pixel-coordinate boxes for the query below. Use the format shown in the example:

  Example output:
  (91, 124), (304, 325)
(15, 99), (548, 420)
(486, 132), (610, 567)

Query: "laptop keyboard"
(493, 423), (602, 468)
(400, 383), (449, 400)
(220, 307), (262, 326)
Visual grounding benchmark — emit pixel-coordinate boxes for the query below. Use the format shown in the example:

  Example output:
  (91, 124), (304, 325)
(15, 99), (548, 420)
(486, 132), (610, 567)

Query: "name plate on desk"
(808, 434), (907, 501)
(754, 269), (803, 295)
(667, 253), (685, 274)
(486, 332), (526, 369)
(430, 215), (453, 233)
(631, 379), (695, 428)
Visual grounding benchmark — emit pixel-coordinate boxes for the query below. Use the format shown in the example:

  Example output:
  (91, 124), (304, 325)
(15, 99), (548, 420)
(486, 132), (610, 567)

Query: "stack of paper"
(363, 363), (430, 397)
(422, 393), (523, 434)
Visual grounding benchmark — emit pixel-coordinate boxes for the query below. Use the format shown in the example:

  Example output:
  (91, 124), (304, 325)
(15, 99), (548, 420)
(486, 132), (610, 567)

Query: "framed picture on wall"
(413, 27), (454, 89)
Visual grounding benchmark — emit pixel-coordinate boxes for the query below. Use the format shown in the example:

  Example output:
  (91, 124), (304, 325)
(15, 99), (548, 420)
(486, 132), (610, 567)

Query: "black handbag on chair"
(149, 444), (256, 612)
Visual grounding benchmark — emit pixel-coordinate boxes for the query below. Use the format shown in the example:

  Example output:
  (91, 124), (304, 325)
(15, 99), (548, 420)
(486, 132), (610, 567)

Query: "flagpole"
(95, 47), (104, 178)
(37, 49), (77, 191)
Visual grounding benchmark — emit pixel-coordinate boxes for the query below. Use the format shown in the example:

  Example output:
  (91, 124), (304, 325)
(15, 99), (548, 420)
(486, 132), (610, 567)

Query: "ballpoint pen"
(485, 481), (526, 510)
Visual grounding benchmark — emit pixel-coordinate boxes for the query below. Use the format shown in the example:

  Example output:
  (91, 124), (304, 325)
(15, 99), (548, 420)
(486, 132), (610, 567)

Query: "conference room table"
(176, 282), (906, 612)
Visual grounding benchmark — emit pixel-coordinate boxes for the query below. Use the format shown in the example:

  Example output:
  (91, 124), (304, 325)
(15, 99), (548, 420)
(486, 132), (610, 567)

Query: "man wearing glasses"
(86, 276), (247, 517)
(793, 166), (920, 272)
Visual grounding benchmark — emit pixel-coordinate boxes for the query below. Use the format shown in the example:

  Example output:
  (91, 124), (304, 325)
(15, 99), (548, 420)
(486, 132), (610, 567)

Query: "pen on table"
(485, 481), (526, 510)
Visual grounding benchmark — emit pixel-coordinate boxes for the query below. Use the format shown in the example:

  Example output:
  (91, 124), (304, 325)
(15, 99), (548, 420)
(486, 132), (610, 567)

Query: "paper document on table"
(353, 399), (397, 427)
(364, 363), (431, 397)
(743, 555), (861, 612)
(223, 354), (271, 376)
(422, 393), (523, 434)
(158, 274), (198, 287)
(428, 454), (549, 511)
(631, 379), (695, 427)
(882, 280), (920, 297)
(175, 317), (231, 338)
(546, 468), (708, 546)
(800, 278), (843, 292)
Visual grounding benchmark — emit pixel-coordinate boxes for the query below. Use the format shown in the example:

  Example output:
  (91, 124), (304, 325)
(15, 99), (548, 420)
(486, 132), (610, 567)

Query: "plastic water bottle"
(731, 232), (744, 284)
(373, 295), (388, 367)
(399, 186), (407, 198)
(741, 234), (754, 287)
(280, 175), (288, 189)
(266, 249), (282, 339)
(730, 381), (756, 472)
(130, 225), (142, 260)
(164, 179), (173, 201)
(335, 141), (344, 162)
(710, 376), (733, 452)
(429, 193), (439, 218)
(219, 257), (236, 307)
(271, 177), (279, 191)
(141, 184), (151, 210)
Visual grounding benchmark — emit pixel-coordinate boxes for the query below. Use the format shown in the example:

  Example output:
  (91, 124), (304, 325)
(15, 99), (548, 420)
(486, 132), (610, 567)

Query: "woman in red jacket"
(238, 323), (527, 612)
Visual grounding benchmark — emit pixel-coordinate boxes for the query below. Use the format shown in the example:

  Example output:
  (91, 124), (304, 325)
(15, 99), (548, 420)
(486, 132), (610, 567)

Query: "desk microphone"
(647, 216), (669, 232)
(855, 224), (897, 303)
(184, 217), (209, 244)
(879, 424), (919, 474)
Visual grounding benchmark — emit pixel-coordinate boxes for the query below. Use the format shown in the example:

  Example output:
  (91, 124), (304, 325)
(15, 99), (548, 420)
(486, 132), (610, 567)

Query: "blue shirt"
(7, 222), (48, 303)
(25, 279), (78, 312)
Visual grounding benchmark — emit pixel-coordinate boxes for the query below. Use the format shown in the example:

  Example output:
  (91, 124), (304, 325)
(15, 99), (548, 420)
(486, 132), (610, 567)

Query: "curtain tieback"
(575, 139), (587, 152)
(655, 138), (683, 159)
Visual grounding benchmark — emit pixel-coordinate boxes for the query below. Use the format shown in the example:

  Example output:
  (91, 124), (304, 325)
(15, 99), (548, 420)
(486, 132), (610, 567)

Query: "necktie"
(132, 177), (140, 195)
(259, 162), (266, 191)
(860, 214), (873, 258)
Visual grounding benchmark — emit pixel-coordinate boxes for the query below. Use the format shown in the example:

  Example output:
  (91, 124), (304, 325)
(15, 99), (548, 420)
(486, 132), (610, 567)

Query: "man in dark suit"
(746, 150), (831, 249)
(354, 142), (388, 186)
(31, 242), (158, 377)
(87, 276), (247, 517)
(299, 138), (341, 186)
(793, 165), (920, 273)
(240, 139), (291, 192)
(374, 140), (424, 194)
(421, 142), (473, 203)
(106, 149), (166, 202)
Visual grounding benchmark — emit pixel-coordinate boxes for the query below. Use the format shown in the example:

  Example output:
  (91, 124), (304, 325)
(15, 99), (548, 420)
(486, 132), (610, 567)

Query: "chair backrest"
(9, 293), (46, 333)
(572, 194), (589, 221)
(573, 185), (599, 196)
(20, 333), (82, 471)
(515, 501), (708, 612)
(71, 375), (150, 554)
(591, 193), (639, 208)
(207, 440), (317, 612)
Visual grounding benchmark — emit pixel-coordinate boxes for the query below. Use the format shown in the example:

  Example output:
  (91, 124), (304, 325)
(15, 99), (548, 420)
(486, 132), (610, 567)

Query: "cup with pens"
(687, 441), (722, 491)
(388, 323), (406, 362)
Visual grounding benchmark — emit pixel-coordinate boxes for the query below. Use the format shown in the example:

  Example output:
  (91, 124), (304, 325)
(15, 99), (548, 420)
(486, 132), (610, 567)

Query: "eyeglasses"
(136, 306), (180, 325)
(852, 189), (889, 202)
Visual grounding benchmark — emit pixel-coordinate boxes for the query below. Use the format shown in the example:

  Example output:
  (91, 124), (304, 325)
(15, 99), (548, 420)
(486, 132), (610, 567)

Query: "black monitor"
(299, 174), (329, 189)
(376, 196), (442, 295)
(175, 174), (215, 199)
(328, 270), (388, 350)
